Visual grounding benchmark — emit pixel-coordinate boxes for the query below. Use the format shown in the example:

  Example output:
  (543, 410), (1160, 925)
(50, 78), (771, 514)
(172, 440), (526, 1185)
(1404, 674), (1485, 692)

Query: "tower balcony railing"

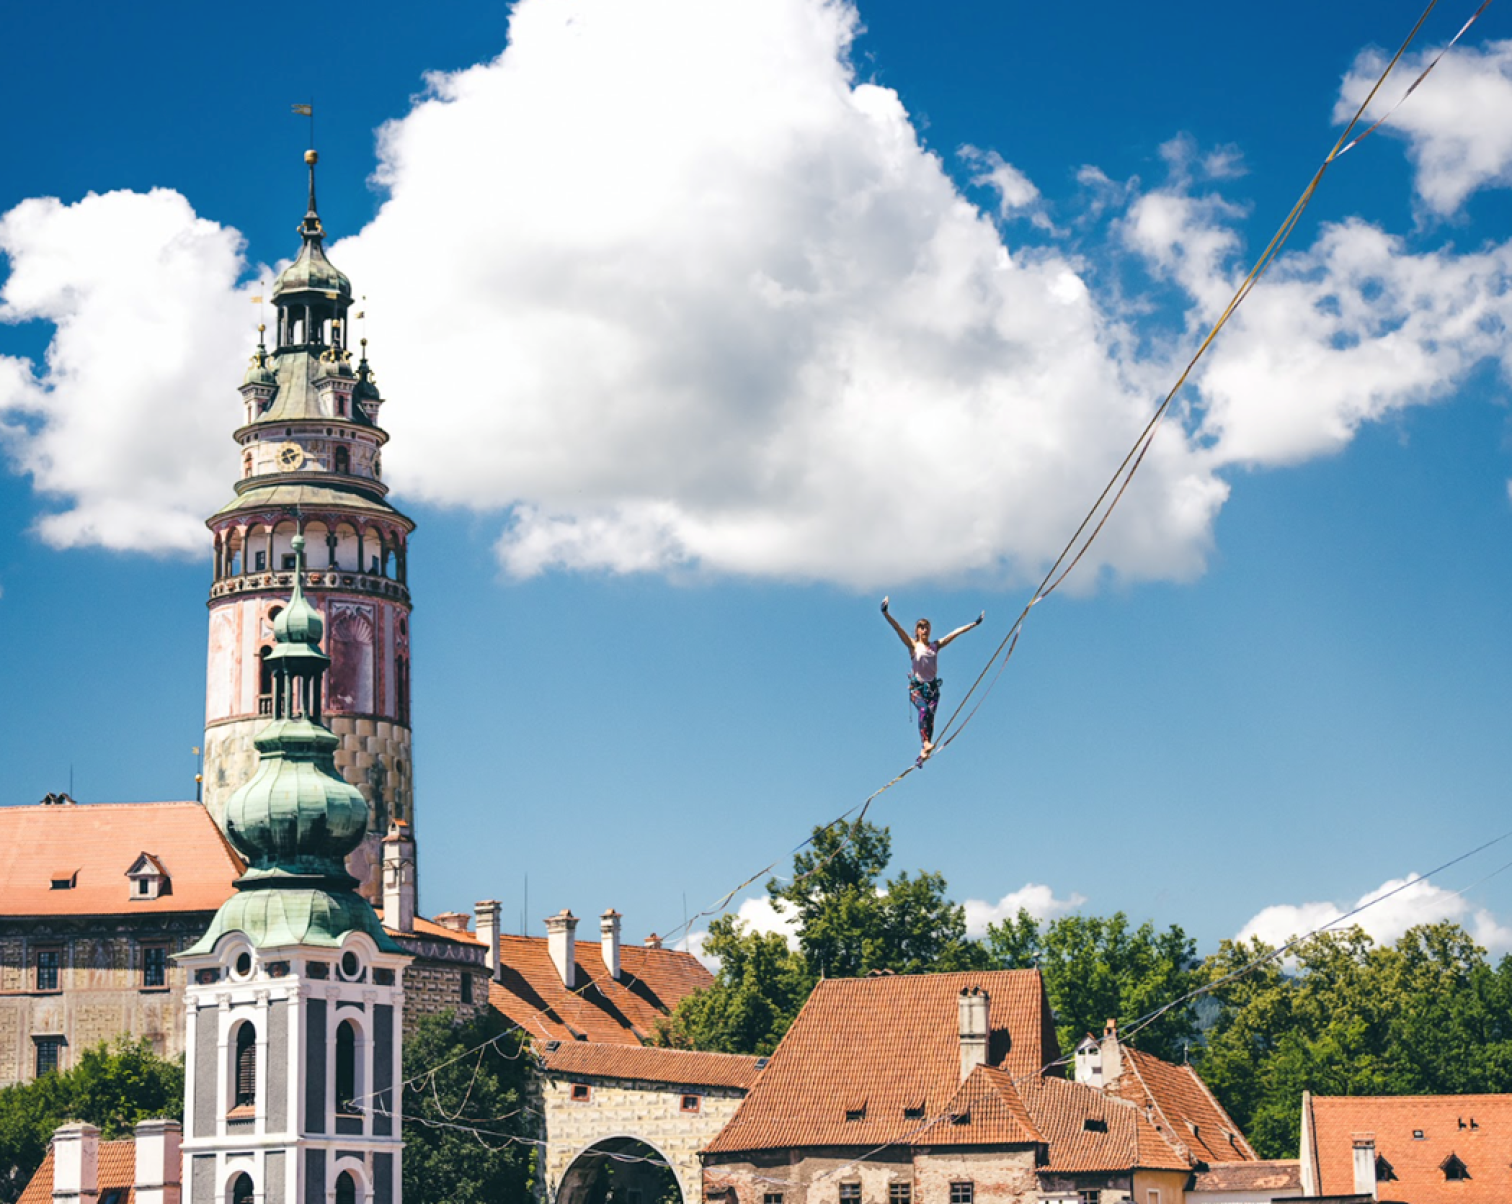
(209, 570), (410, 605)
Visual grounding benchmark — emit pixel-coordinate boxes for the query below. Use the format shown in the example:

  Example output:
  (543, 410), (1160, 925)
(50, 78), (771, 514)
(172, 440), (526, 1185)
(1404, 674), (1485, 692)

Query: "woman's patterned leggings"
(908, 675), (942, 744)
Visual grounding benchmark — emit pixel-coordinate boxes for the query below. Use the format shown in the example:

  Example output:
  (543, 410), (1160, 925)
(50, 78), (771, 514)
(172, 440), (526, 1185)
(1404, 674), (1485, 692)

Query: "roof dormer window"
(1442, 1153), (1470, 1181)
(50, 870), (77, 890)
(125, 853), (169, 901)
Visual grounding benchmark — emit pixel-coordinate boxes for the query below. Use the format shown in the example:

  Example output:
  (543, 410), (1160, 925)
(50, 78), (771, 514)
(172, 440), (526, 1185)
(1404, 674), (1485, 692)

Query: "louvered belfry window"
(234, 1023), (256, 1108)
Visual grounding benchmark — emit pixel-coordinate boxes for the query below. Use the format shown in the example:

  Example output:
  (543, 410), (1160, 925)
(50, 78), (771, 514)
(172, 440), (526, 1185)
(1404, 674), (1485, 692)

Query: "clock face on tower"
(276, 442), (305, 471)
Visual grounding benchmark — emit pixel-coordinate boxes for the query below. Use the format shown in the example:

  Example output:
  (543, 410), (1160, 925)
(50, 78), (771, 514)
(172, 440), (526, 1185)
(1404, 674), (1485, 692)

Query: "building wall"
(1130, 1169), (1192, 1204)
(543, 1074), (749, 1204)
(707, 1148), (1069, 1204)
(393, 955), (488, 1039)
(0, 914), (211, 1086)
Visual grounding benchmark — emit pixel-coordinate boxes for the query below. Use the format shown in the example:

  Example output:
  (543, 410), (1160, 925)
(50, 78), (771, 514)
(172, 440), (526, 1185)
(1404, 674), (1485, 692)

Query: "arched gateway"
(558, 1136), (684, 1204)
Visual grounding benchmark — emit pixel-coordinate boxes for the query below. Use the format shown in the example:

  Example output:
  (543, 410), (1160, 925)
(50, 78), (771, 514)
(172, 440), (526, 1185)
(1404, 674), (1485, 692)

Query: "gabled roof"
(1306, 1093), (1512, 1204)
(125, 852), (167, 877)
(914, 1064), (1045, 1148)
(0, 802), (243, 918)
(541, 1041), (763, 1091)
(704, 971), (1060, 1155)
(18, 1139), (136, 1204)
(1018, 1072), (1192, 1173)
(487, 934), (712, 1045)
(1115, 1045), (1258, 1164)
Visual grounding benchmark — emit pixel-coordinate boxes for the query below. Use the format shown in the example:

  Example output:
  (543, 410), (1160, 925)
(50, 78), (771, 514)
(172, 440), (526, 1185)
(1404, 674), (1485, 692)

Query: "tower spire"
(300, 149), (324, 244)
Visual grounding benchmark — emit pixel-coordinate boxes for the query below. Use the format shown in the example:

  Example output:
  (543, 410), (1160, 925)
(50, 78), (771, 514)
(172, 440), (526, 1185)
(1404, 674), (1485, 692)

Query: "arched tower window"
(335, 1172), (357, 1204)
(334, 445), (349, 474)
(233, 1022), (256, 1110)
(230, 1173), (255, 1204)
(336, 1020), (359, 1114)
(257, 646), (274, 717)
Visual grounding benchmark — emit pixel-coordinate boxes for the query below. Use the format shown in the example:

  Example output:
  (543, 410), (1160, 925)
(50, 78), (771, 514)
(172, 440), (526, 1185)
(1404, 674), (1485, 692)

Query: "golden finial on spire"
(305, 149), (318, 166)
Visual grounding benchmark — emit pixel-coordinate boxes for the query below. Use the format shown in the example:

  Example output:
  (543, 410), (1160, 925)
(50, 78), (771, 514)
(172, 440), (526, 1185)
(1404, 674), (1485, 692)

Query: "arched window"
(334, 445), (350, 474)
(230, 1173), (254, 1204)
(233, 1022), (256, 1110)
(336, 1020), (359, 1114)
(335, 1171), (357, 1204)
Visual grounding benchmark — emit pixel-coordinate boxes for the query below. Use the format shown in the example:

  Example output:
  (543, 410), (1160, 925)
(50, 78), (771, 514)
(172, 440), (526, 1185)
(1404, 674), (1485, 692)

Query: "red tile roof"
(1116, 1045), (1258, 1164)
(1018, 1073), (1190, 1173)
(705, 971), (1060, 1154)
(915, 1064), (1045, 1148)
(375, 910), (485, 945)
(19, 1139), (137, 1204)
(1192, 1159), (1301, 1192)
(0, 802), (243, 918)
(1307, 1093), (1512, 1204)
(542, 1041), (762, 1090)
(487, 934), (712, 1045)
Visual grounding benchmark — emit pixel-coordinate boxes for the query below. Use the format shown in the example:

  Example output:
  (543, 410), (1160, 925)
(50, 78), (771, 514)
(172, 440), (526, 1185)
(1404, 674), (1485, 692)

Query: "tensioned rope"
(655, 0), (1494, 952)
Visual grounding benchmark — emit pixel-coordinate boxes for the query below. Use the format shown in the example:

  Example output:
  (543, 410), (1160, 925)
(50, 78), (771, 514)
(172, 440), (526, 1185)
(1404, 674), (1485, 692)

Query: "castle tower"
(204, 150), (415, 901)
(178, 535), (409, 1204)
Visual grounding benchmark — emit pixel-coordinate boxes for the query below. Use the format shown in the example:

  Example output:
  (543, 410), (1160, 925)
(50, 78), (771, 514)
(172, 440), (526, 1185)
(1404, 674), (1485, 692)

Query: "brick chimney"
(645, 932), (663, 950)
(132, 1119), (181, 1204)
(1352, 1133), (1378, 1199)
(432, 912), (471, 933)
(958, 986), (990, 1082)
(546, 909), (578, 987)
(381, 820), (416, 934)
(50, 1121), (99, 1204)
(601, 909), (622, 980)
(475, 900), (502, 982)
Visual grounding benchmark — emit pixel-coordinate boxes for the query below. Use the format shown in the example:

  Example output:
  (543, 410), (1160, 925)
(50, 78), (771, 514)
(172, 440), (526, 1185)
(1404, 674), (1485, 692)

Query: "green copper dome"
(242, 331), (277, 389)
(271, 151), (352, 303)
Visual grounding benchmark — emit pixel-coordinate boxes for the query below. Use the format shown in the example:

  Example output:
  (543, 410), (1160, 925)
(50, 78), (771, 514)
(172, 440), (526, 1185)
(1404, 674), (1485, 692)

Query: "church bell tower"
(204, 150), (415, 900)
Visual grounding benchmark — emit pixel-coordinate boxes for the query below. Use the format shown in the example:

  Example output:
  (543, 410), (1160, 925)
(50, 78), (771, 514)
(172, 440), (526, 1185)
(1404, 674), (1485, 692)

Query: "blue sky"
(3, 0), (1512, 960)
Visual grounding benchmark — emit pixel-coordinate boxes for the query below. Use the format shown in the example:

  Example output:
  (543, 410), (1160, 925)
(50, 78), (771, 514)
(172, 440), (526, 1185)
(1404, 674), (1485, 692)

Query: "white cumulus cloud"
(687, 895), (797, 970)
(963, 882), (1087, 938)
(1237, 873), (1512, 956)
(1337, 38), (1512, 218)
(4, 0), (1512, 589)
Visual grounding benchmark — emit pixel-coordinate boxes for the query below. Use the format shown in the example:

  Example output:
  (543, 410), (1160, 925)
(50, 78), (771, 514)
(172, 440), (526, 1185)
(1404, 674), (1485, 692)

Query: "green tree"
(0, 1039), (184, 1204)
(402, 1011), (534, 1204)
(657, 818), (984, 1055)
(984, 909), (1200, 1063)
(1197, 922), (1512, 1159)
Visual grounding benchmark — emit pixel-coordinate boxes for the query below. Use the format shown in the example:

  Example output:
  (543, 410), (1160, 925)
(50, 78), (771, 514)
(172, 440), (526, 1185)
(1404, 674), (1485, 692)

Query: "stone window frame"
(680, 1093), (702, 1114)
(889, 1183), (912, 1204)
(33, 1034), (65, 1078)
(35, 947), (62, 992)
(948, 1182), (974, 1204)
(839, 1183), (861, 1204)
(141, 945), (169, 990)
(570, 1083), (592, 1103)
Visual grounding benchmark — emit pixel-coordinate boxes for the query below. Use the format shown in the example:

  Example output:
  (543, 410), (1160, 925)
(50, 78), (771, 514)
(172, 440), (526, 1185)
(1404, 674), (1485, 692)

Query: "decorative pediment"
(125, 852), (169, 900)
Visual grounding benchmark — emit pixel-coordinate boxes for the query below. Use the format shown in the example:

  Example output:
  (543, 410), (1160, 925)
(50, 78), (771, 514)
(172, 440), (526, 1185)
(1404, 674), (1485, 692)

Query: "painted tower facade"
(179, 535), (409, 1204)
(204, 151), (414, 900)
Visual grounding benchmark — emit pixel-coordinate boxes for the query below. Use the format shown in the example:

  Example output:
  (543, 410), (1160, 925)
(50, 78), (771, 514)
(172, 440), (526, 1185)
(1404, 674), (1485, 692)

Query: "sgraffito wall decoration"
(328, 602), (376, 715)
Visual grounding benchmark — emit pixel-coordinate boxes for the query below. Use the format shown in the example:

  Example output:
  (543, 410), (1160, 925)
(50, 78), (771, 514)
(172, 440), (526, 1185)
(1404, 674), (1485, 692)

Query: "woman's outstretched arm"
(880, 596), (914, 650)
(937, 611), (985, 649)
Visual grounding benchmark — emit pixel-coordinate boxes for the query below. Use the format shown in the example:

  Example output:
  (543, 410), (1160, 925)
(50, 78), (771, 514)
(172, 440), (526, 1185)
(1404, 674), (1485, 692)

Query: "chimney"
(1098, 1018), (1124, 1086)
(132, 1119), (181, 1204)
(645, 932), (663, 950)
(958, 987), (990, 1083)
(475, 900), (502, 982)
(601, 909), (622, 980)
(432, 912), (471, 933)
(545, 909), (578, 987)
(381, 821), (416, 934)
(1352, 1133), (1378, 1199)
(1074, 1035), (1104, 1089)
(50, 1121), (99, 1204)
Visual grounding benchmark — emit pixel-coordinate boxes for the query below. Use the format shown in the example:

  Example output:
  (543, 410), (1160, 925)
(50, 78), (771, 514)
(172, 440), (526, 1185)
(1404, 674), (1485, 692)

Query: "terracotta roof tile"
(1115, 1045), (1258, 1164)
(0, 802), (243, 918)
(18, 1139), (137, 1204)
(1192, 1159), (1301, 1192)
(487, 934), (712, 1045)
(1308, 1093), (1512, 1204)
(705, 971), (1059, 1155)
(1018, 1074), (1190, 1173)
(376, 910), (484, 945)
(542, 1042), (762, 1090)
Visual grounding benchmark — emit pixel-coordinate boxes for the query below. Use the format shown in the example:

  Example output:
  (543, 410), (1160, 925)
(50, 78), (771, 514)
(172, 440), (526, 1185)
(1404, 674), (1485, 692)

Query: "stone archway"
(557, 1136), (684, 1204)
